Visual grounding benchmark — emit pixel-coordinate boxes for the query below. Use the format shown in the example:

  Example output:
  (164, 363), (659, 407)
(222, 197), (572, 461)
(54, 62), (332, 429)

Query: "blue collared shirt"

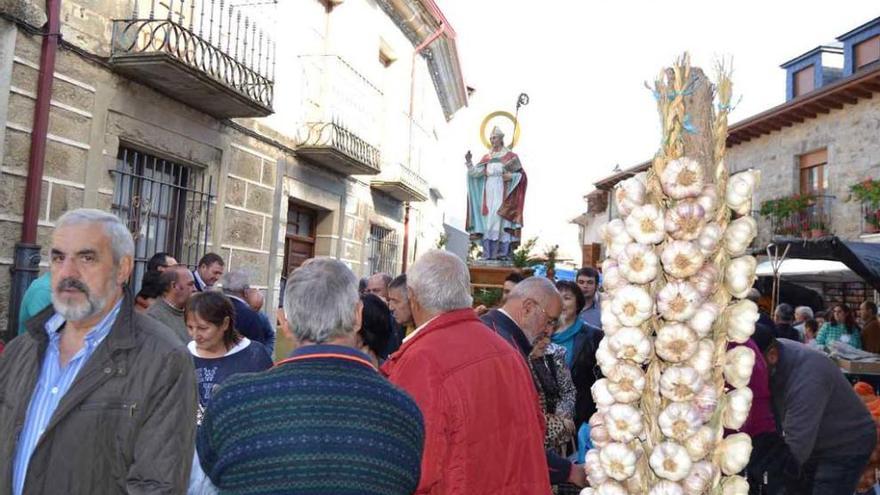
(12, 299), (123, 495)
(579, 296), (602, 329)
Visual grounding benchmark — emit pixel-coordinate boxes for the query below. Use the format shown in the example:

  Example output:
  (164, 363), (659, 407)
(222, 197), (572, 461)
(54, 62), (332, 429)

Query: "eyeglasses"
(527, 299), (558, 328)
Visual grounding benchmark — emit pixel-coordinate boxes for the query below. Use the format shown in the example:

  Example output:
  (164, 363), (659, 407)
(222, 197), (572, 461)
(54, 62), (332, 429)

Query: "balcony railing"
(371, 162), (429, 202)
(297, 120), (381, 175)
(296, 55), (383, 175)
(110, 0), (274, 118)
(768, 194), (835, 239)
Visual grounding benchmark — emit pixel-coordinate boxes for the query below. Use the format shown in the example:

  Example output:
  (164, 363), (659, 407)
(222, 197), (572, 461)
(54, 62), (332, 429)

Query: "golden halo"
(480, 110), (521, 149)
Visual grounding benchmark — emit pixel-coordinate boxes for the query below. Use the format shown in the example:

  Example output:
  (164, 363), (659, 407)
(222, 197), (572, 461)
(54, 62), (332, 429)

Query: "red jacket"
(382, 309), (551, 495)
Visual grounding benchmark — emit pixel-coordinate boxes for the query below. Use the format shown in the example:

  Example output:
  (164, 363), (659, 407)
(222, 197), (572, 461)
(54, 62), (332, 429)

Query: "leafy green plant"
(511, 237), (539, 268)
(473, 288), (502, 308)
(543, 244), (559, 280)
(849, 179), (880, 209)
(759, 193), (813, 222)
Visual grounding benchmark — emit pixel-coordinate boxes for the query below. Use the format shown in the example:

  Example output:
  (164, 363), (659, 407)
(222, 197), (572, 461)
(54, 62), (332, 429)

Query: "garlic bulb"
(658, 402), (702, 441)
(697, 184), (719, 218)
(657, 281), (703, 322)
(615, 174), (647, 217)
(665, 201), (706, 241)
(721, 475), (750, 495)
(607, 362), (647, 403)
(693, 383), (720, 423)
(602, 219), (632, 259)
(661, 241), (706, 279)
(596, 338), (620, 377)
(688, 302), (719, 338)
(595, 482), (628, 495)
(696, 223), (724, 257)
(660, 366), (704, 402)
(611, 285), (654, 326)
(656, 323), (699, 363)
(585, 449), (609, 486)
(650, 441), (693, 481)
(714, 433), (753, 475)
(687, 339), (716, 380)
(599, 442), (638, 481)
(623, 465), (646, 494)
(685, 425), (716, 462)
(608, 327), (653, 364)
(606, 403), (645, 442)
(723, 216), (758, 257)
(725, 169), (761, 216)
(661, 157), (705, 200)
(625, 204), (666, 245)
(602, 260), (627, 295)
(579, 489), (595, 495)
(592, 378), (616, 410)
(725, 299), (759, 344)
(724, 345), (756, 389)
(723, 387), (754, 431)
(590, 423), (611, 448)
(688, 263), (720, 299)
(682, 461), (716, 495)
(649, 481), (685, 495)
(618, 243), (660, 284)
(724, 256), (757, 299)
(601, 303), (623, 336)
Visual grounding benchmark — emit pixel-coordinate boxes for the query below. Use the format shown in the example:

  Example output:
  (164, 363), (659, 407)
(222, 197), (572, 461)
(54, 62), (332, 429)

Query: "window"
(368, 224), (399, 275)
(111, 146), (214, 287)
(283, 202), (317, 276)
(799, 148), (828, 196)
(855, 35), (880, 70)
(793, 65), (815, 97)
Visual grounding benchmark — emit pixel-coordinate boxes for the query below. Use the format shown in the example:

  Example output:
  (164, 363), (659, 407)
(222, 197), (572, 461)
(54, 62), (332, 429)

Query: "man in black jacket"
(773, 303), (802, 342)
(481, 276), (586, 489)
(221, 270), (276, 355)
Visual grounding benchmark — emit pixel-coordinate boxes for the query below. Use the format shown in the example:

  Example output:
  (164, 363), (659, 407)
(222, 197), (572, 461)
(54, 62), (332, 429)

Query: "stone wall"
(726, 95), (880, 247)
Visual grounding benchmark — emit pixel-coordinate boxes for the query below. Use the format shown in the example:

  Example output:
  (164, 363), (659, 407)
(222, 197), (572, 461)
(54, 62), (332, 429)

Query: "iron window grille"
(111, 146), (215, 289)
(368, 224), (399, 276)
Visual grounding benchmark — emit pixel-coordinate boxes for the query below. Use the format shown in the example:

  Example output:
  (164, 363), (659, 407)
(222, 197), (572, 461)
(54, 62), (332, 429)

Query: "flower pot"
(811, 229), (828, 239)
(866, 223), (880, 234)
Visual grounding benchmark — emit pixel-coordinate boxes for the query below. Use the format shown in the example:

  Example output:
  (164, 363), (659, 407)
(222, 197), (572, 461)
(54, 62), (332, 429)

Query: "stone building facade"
(0, 0), (467, 339)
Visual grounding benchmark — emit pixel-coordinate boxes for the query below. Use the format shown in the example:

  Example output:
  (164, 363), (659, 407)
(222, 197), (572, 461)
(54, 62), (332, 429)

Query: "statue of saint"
(465, 126), (527, 260)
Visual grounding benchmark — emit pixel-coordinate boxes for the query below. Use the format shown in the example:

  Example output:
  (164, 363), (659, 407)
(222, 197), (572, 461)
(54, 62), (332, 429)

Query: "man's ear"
(118, 255), (134, 284)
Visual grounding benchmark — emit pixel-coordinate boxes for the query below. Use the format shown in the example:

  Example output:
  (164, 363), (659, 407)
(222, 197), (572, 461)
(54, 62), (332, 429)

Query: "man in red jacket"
(383, 250), (551, 494)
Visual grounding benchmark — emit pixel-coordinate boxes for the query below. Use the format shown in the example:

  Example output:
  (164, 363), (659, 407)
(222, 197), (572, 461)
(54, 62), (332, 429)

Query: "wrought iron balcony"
(109, 0), (274, 118)
(766, 194), (835, 239)
(371, 162), (429, 202)
(296, 120), (382, 175)
(296, 55), (383, 175)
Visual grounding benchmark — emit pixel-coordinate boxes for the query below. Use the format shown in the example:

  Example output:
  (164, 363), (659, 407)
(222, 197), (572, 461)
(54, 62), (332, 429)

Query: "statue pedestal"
(468, 262), (533, 291)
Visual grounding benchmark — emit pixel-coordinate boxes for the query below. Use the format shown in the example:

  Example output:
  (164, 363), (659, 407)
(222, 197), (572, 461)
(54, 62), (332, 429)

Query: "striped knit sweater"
(197, 344), (424, 495)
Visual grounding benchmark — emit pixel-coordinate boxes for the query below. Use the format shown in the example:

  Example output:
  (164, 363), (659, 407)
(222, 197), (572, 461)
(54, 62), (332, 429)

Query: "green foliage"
(473, 288), (502, 308)
(849, 179), (880, 209)
(759, 194), (813, 222)
(511, 237), (539, 268)
(543, 244), (560, 277)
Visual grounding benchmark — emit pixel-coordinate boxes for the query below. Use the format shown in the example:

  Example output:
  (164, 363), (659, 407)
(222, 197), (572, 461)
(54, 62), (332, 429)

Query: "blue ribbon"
(682, 114), (697, 134)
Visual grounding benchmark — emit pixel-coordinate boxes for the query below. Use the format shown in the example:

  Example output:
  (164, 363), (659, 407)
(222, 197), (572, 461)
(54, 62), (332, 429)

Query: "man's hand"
(567, 463), (587, 487)
(474, 305), (489, 316)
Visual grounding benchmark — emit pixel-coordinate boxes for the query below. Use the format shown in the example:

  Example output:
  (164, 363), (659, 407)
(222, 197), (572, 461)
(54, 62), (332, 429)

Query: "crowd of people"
(2, 207), (880, 494)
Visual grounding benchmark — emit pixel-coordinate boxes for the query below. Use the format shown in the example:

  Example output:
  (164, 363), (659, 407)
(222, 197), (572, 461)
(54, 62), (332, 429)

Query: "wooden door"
(283, 203), (317, 276)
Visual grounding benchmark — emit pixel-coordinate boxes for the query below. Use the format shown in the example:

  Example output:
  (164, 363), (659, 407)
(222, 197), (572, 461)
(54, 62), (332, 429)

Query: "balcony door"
(283, 202), (317, 277)
(799, 149), (830, 230)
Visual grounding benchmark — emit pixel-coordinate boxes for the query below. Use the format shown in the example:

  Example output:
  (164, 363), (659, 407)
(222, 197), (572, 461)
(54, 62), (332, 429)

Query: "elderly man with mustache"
(0, 208), (197, 495)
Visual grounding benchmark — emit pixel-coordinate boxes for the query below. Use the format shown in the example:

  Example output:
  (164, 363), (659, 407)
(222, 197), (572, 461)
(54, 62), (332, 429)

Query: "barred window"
(111, 146), (215, 287)
(368, 224), (399, 275)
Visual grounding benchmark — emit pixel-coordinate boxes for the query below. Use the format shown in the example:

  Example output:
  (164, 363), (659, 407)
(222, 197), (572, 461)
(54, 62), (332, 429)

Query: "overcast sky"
(428, 0), (879, 262)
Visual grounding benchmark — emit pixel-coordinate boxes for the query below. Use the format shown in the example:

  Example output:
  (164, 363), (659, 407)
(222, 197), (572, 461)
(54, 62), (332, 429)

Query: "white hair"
(55, 208), (134, 264)
(795, 306), (814, 320)
(408, 250), (472, 312)
(284, 257), (359, 343)
(221, 270), (250, 294)
(507, 276), (559, 306)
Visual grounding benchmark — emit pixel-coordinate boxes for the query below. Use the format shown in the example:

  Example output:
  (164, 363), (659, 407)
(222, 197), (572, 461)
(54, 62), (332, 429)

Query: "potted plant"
(760, 193), (813, 236)
(849, 179), (880, 233)
(810, 219), (829, 239)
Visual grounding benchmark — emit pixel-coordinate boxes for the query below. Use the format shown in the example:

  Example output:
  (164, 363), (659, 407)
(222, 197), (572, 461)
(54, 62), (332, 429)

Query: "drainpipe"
(6, 0), (61, 340)
(402, 23), (444, 273)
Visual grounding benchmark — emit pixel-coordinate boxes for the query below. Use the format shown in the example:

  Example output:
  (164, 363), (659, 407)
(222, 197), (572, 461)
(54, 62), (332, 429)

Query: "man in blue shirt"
(0, 208), (196, 494)
(576, 267), (602, 329)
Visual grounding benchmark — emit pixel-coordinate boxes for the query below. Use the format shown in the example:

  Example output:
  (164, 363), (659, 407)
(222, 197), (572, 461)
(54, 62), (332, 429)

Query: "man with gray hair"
(198, 258), (425, 494)
(773, 303), (801, 342)
(794, 306), (814, 341)
(0, 208), (197, 494)
(482, 276), (587, 488)
(221, 270), (275, 355)
(382, 250), (552, 494)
